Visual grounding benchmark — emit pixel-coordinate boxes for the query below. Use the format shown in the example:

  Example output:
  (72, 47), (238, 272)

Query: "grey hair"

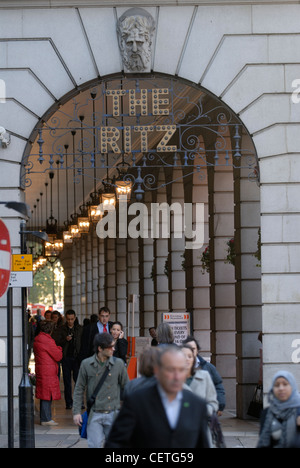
(157, 322), (174, 344)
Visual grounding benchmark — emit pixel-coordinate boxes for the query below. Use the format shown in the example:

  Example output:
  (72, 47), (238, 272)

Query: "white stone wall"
(1, 1), (300, 430)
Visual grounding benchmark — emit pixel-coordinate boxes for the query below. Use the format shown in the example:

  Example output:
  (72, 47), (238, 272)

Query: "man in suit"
(105, 345), (210, 448)
(88, 307), (114, 357)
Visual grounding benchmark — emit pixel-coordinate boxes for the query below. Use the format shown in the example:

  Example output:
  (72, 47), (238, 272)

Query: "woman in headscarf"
(257, 371), (300, 448)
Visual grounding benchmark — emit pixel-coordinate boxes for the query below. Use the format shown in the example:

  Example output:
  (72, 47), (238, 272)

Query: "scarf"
(257, 371), (300, 448)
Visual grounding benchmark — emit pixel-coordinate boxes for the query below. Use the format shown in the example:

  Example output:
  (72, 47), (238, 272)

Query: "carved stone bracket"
(117, 8), (156, 74)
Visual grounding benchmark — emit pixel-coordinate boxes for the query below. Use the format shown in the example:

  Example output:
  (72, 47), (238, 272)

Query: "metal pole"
(7, 287), (14, 448)
(19, 221), (35, 448)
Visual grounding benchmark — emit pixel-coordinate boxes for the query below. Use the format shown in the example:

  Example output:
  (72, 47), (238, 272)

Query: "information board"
(162, 312), (191, 345)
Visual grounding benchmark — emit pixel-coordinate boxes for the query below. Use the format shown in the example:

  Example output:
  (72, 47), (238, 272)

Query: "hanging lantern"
(69, 213), (81, 239)
(44, 234), (64, 257)
(63, 231), (73, 244)
(88, 204), (103, 223)
(101, 192), (116, 208)
(88, 192), (103, 223)
(77, 217), (90, 233)
(101, 181), (116, 208)
(77, 205), (90, 234)
(115, 155), (132, 202)
(115, 179), (133, 202)
(69, 224), (80, 239)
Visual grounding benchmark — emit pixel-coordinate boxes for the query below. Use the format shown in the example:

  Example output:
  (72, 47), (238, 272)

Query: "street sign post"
(0, 219), (11, 298)
(10, 254), (33, 288)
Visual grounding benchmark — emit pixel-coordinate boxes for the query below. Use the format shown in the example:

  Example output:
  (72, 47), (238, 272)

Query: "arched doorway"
(22, 74), (260, 416)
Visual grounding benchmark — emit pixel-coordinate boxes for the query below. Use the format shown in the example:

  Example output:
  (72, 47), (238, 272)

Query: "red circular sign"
(0, 219), (11, 298)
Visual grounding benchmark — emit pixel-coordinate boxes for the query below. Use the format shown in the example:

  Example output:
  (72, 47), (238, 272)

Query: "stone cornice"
(0, 0), (297, 8)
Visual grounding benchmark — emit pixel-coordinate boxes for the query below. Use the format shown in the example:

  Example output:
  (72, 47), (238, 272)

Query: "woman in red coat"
(33, 320), (63, 426)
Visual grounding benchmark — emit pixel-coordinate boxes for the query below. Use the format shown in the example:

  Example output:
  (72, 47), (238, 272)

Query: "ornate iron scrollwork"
(23, 77), (258, 199)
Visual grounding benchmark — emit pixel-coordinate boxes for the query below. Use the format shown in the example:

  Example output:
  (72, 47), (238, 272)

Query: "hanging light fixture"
(101, 185), (116, 208)
(77, 207), (90, 234)
(76, 116), (91, 234)
(69, 213), (81, 239)
(115, 155), (133, 202)
(68, 130), (81, 239)
(88, 190), (103, 223)
(45, 171), (64, 257)
(63, 231), (73, 244)
(62, 144), (73, 244)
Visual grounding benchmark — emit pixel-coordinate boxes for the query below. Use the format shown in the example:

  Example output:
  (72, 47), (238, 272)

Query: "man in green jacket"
(73, 332), (129, 448)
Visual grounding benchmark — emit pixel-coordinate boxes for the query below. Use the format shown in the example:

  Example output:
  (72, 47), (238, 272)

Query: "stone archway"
(23, 74), (260, 416)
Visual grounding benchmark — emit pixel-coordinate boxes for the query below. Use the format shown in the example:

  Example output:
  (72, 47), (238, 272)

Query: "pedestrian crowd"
(29, 307), (300, 449)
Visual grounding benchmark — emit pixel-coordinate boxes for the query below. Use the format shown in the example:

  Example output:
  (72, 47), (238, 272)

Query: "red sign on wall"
(0, 219), (11, 298)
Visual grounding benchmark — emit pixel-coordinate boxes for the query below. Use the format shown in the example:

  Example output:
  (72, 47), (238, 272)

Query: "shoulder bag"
(79, 366), (110, 439)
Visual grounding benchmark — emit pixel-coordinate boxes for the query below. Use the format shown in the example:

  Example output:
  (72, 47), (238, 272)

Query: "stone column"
(235, 133), (262, 418)
(154, 169), (169, 327)
(190, 153), (210, 355)
(116, 237), (127, 329)
(106, 238), (116, 320)
(86, 231), (93, 318)
(139, 193), (154, 336)
(170, 168), (186, 315)
(91, 227), (99, 315)
(127, 238), (139, 336)
(61, 244), (73, 312)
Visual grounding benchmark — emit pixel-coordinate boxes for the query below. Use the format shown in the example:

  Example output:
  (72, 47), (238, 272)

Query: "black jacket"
(113, 338), (128, 364)
(105, 382), (209, 448)
(88, 321), (114, 356)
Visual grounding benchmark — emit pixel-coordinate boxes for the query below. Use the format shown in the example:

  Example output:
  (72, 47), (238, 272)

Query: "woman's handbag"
(79, 366), (110, 439)
(209, 413), (226, 448)
(247, 384), (263, 419)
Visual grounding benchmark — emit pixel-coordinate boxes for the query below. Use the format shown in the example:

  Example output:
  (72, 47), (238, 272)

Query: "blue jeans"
(87, 411), (118, 448)
(40, 400), (52, 423)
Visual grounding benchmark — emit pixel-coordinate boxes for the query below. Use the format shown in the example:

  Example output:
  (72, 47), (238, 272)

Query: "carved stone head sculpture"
(117, 8), (156, 73)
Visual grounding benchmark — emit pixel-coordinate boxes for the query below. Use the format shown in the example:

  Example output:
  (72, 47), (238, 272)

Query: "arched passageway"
(23, 74), (260, 415)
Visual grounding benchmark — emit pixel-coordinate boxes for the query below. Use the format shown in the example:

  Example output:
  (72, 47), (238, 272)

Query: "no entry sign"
(0, 219), (11, 298)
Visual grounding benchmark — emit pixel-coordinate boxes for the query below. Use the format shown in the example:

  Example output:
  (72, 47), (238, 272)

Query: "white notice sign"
(162, 312), (191, 345)
(9, 271), (33, 288)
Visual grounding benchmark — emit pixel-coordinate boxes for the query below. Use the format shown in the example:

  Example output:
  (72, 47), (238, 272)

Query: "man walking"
(73, 333), (129, 448)
(88, 307), (114, 356)
(60, 309), (83, 410)
(105, 345), (210, 448)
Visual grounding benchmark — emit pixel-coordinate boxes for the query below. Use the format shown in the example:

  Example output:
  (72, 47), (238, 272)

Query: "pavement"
(0, 399), (260, 449)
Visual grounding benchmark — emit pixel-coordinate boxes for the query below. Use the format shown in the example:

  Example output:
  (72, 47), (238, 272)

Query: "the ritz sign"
(101, 88), (177, 154)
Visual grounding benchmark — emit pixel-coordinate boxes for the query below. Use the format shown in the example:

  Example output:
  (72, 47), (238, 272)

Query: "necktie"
(103, 324), (107, 333)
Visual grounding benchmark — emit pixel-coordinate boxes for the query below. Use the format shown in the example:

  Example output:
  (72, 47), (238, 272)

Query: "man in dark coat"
(88, 306), (114, 357)
(105, 345), (210, 449)
(59, 309), (83, 409)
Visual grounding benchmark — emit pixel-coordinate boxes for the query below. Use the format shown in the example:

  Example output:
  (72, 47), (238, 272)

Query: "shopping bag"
(247, 385), (263, 419)
(79, 411), (88, 439)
